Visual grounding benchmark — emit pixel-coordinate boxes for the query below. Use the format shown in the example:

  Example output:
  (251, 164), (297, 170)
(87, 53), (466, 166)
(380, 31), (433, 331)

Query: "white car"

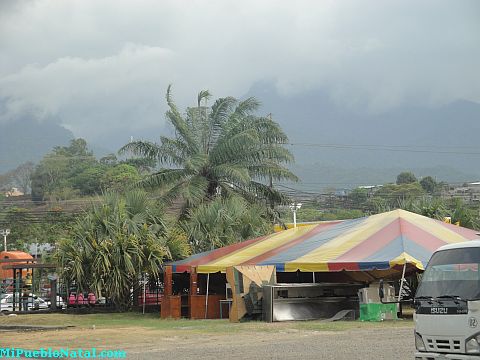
(0, 293), (49, 312)
(45, 295), (67, 309)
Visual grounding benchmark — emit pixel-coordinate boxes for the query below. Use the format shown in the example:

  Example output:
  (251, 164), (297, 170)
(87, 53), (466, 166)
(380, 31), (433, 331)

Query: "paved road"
(127, 327), (414, 360)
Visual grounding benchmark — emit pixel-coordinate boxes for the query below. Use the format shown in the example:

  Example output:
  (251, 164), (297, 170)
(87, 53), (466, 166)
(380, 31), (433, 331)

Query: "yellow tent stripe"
(284, 263), (330, 272)
(389, 252), (425, 270)
(396, 209), (470, 244)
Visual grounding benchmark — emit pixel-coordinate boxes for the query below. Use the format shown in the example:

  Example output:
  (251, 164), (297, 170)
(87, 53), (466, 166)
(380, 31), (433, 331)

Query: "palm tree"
(56, 190), (185, 309)
(119, 86), (297, 217)
(182, 195), (272, 253)
(398, 196), (447, 220)
(449, 198), (480, 230)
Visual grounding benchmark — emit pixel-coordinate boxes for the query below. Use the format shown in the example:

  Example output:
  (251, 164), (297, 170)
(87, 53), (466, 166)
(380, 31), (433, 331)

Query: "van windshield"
(416, 247), (480, 300)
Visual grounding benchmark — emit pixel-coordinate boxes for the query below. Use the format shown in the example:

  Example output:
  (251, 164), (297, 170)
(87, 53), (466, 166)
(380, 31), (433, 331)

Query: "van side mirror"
(379, 279), (385, 300)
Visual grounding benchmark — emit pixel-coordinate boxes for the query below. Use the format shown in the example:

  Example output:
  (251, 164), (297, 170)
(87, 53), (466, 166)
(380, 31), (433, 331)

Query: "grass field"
(0, 312), (413, 334)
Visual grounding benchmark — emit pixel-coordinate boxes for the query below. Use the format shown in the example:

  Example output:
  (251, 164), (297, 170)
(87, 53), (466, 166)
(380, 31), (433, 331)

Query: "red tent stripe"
(334, 219), (401, 261)
(242, 222), (341, 266)
(439, 220), (479, 240)
(327, 262), (361, 271)
(400, 220), (452, 252)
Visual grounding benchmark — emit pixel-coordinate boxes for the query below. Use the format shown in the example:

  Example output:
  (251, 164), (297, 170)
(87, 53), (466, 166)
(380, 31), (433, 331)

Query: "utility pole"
(267, 113), (274, 209)
(0, 229), (10, 252)
(289, 203), (302, 228)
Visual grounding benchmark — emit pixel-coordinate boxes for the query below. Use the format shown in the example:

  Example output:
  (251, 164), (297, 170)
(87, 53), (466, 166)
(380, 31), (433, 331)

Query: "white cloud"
(0, 0), (479, 144)
(0, 44), (177, 138)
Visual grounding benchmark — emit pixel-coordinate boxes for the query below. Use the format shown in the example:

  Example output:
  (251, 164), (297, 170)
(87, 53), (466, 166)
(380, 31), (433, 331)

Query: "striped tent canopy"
(170, 209), (478, 274)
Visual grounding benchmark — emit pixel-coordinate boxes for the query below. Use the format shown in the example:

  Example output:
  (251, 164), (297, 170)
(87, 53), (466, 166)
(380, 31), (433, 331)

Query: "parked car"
(44, 295), (67, 309)
(0, 293), (49, 312)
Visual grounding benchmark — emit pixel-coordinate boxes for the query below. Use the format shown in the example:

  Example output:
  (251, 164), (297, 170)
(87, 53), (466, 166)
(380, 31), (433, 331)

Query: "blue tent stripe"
(360, 236), (434, 268)
(168, 248), (216, 266)
(359, 236), (404, 262)
(358, 261), (391, 271)
(275, 263), (285, 272)
(403, 238), (438, 268)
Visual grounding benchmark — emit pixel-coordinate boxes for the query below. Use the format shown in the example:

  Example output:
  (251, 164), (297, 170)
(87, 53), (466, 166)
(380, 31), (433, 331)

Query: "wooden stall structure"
(226, 265), (276, 322)
(161, 266), (225, 319)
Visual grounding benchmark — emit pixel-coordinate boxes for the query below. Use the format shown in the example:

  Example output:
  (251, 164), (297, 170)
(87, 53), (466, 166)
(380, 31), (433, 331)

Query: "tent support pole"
(398, 263), (407, 302)
(205, 273), (210, 319)
(312, 272), (315, 283)
(364, 271), (376, 282)
(142, 273), (146, 315)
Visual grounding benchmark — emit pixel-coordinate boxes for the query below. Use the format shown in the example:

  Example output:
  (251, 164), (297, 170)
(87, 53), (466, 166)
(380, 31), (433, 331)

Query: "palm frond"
(234, 97), (261, 117)
(118, 140), (161, 159)
(207, 97), (237, 150)
(221, 144), (295, 167)
(247, 162), (299, 182)
(157, 136), (189, 165)
(245, 116), (289, 144)
(210, 97), (237, 126)
(158, 174), (209, 215)
(165, 85), (198, 153)
(197, 90), (212, 107)
(211, 164), (251, 185)
(139, 168), (190, 189)
(124, 189), (149, 217)
(242, 180), (291, 205)
(209, 129), (259, 165)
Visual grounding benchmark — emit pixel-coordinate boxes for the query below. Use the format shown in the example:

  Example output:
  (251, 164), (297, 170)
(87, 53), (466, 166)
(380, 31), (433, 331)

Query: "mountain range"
(1, 82), (479, 189)
(0, 118), (73, 173)
(245, 82), (480, 189)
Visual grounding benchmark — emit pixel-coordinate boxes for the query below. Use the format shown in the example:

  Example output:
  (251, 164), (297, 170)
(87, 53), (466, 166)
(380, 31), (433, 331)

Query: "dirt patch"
(0, 325), (415, 359)
(2, 327), (155, 350)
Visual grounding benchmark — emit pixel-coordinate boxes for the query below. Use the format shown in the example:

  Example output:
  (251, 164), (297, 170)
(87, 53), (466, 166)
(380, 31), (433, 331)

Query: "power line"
(293, 143), (480, 150)
(287, 143), (480, 155)
(277, 180), (480, 186)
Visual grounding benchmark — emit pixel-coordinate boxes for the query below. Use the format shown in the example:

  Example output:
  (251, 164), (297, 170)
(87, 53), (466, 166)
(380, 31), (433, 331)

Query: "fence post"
(50, 279), (57, 310)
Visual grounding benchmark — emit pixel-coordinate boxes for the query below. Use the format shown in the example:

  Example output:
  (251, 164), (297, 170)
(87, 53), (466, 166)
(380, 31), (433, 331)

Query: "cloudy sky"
(0, 0), (479, 146)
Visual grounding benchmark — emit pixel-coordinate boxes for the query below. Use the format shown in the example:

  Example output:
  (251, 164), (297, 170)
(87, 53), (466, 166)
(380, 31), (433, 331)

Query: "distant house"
(5, 187), (24, 197)
(446, 182), (480, 203)
(467, 182), (480, 202)
(358, 185), (383, 190)
(335, 188), (350, 197)
(358, 185), (383, 196)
